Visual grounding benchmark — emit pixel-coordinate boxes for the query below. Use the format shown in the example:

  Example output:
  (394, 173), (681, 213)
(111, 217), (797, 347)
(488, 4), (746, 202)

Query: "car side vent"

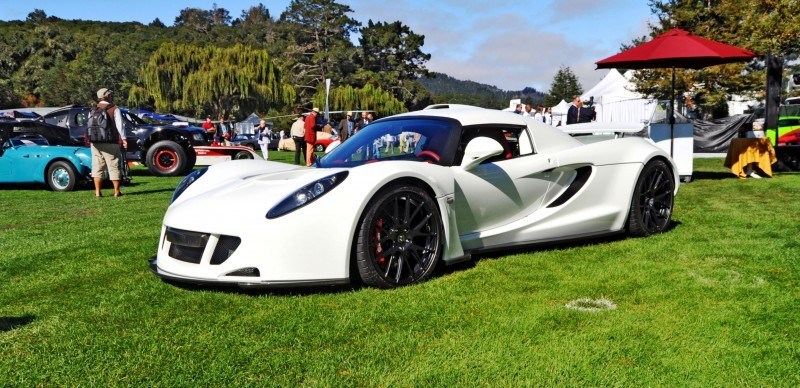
(166, 227), (209, 264)
(226, 267), (260, 277)
(547, 166), (593, 208)
(210, 235), (242, 265)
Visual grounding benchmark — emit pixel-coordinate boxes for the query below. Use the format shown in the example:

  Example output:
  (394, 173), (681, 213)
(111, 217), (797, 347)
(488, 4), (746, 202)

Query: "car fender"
(333, 161), (465, 266)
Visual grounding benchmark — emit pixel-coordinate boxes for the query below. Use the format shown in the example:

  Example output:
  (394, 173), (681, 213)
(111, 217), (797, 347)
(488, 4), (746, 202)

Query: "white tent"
(580, 69), (656, 123)
(235, 113), (262, 134)
(550, 99), (570, 126)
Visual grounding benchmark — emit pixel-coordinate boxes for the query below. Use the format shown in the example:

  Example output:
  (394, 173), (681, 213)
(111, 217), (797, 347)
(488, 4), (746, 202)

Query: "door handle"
(22, 154), (29, 158)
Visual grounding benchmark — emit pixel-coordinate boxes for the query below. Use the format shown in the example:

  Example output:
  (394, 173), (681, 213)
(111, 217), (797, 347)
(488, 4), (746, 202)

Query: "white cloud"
(343, 0), (654, 93)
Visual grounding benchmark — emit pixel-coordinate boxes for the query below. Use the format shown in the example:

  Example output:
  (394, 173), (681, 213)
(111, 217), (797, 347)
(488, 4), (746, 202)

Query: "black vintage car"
(41, 107), (210, 176)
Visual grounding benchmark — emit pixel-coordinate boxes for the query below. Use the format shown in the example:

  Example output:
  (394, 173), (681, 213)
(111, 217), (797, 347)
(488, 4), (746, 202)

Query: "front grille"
(165, 227), (209, 264)
(169, 244), (204, 264)
(210, 235), (241, 265)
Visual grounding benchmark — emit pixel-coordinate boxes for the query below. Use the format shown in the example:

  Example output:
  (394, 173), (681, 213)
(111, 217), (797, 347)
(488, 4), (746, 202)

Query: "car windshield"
(123, 111), (148, 125)
(318, 117), (459, 168)
(10, 136), (49, 147)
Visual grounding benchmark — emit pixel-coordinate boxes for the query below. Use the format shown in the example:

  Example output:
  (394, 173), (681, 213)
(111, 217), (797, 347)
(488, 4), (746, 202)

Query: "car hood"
(169, 160), (347, 213)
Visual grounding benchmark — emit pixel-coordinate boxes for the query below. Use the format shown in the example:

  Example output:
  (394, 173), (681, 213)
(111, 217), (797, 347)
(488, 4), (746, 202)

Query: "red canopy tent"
(596, 28), (756, 156)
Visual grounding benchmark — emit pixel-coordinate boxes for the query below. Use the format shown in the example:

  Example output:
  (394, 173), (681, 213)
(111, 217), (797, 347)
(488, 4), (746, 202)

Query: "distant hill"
(419, 72), (545, 109)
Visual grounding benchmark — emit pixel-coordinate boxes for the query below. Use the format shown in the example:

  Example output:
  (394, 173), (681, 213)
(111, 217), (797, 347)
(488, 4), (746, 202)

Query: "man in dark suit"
(355, 111), (371, 133)
(567, 95), (581, 125)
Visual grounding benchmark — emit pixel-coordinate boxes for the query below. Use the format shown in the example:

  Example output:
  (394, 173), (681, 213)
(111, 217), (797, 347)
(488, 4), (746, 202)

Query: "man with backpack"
(88, 88), (126, 197)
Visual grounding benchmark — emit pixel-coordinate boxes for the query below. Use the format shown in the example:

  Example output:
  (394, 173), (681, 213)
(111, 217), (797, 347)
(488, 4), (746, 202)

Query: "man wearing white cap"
(338, 111), (353, 142)
(89, 88), (126, 197)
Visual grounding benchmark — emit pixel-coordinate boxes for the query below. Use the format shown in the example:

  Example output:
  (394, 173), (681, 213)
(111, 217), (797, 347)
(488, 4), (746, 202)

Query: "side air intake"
(547, 166), (592, 208)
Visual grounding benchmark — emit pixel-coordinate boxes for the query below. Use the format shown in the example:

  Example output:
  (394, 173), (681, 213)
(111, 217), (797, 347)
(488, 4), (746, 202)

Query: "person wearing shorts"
(91, 88), (127, 197)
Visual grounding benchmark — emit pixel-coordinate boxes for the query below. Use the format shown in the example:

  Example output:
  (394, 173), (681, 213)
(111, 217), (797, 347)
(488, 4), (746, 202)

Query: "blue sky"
(1, 1), (654, 93)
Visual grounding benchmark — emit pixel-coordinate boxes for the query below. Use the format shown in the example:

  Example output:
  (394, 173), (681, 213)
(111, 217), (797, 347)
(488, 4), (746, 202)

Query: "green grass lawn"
(0, 157), (798, 385)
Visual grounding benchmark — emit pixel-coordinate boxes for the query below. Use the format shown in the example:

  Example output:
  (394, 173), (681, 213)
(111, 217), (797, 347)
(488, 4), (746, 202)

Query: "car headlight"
(266, 171), (348, 219)
(171, 167), (208, 203)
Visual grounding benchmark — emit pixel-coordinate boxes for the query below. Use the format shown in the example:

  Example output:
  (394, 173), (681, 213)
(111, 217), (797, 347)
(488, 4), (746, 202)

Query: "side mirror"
(460, 136), (504, 171)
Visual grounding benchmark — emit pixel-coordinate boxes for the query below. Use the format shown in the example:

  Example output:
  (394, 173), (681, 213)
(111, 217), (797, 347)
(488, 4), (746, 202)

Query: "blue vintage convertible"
(0, 120), (92, 191)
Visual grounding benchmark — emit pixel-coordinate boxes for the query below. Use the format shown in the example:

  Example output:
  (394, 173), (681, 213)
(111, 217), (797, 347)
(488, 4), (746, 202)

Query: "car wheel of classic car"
(627, 159), (675, 237)
(234, 150), (254, 160)
(146, 140), (187, 177)
(355, 184), (443, 288)
(314, 143), (325, 152)
(47, 160), (77, 192)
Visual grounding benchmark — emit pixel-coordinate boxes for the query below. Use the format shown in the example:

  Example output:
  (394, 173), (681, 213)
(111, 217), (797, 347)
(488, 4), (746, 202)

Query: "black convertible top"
(0, 119), (83, 146)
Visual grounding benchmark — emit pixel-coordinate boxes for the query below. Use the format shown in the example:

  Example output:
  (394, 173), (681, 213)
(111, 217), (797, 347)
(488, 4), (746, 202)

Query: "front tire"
(627, 159), (675, 237)
(355, 184), (443, 288)
(46, 161), (77, 192)
(145, 140), (187, 177)
(315, 143), (325, 152)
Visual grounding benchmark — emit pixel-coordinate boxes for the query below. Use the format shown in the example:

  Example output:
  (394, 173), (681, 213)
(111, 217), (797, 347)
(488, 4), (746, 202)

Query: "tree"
(277, 0), (361, 104)
(231, 4), (278, 50)
(234, 3), (272, 27)
(631, 0), (800, 117)
(129, 43), (294, 119)
(543, 66), (582, 106)
(357, 20), (431, 109)
(174, 7), (213, 31)
(210, 3), (232, 26)
(313, 84), (406, 117)
(149, 18), (166, 28)
(26, 9), (47, 24)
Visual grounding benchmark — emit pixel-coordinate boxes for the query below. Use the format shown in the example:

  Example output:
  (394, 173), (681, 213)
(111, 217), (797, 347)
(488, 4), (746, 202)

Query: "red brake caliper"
(374, 218), (384, 264)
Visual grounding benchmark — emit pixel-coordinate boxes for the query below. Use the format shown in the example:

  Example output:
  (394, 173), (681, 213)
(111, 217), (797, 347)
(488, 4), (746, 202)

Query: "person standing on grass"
(304, 108), (319, 166)
(89, 88), (126, 198)
(256, 119), (271, 160)
(338, 112), (353, 142)
(290, 112), (306, 165)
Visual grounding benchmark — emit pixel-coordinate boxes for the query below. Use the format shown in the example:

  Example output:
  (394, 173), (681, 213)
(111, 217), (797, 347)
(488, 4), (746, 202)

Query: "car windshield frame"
(318, 116), (461, 168)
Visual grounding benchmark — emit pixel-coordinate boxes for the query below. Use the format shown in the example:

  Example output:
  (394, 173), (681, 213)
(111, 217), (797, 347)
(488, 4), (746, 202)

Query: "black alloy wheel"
(627, 159), (675, 236)
(356, 184), (443, 288)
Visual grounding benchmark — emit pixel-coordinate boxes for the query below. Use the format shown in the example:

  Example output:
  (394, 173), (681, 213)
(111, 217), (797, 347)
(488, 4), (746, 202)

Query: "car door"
(452, 125), (556, 236)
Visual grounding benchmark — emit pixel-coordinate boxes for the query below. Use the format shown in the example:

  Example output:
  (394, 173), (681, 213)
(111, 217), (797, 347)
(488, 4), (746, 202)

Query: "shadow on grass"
(162, 279), (360, 296)
(690, 171), (736, 181)
(123, 188), (175, 196)
(473, 220), (682, 261)
(0, 314), (35, 332)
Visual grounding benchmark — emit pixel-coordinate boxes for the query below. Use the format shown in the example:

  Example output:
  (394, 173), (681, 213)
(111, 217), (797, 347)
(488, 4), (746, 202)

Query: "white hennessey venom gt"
(149, 105), (679, 289)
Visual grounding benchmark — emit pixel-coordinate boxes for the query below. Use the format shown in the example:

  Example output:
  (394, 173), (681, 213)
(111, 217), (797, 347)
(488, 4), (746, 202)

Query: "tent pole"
(670, 67), (675, 157)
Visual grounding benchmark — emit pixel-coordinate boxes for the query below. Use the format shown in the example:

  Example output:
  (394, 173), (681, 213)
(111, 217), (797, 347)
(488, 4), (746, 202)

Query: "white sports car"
(149, 105), (678, 289)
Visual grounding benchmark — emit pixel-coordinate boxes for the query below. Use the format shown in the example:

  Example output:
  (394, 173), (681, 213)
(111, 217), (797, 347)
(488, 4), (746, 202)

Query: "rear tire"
(627, 159), (675, 237)
(46, 161), (77, 192)
(181, 148), (197, 175)
(234, 150), (254, 160)
(355, 184), (443, 288)
(145, 140), (187, 177)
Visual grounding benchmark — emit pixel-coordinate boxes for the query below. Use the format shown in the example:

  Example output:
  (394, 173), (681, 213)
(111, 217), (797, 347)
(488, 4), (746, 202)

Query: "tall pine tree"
(544, 66), (582, 106)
